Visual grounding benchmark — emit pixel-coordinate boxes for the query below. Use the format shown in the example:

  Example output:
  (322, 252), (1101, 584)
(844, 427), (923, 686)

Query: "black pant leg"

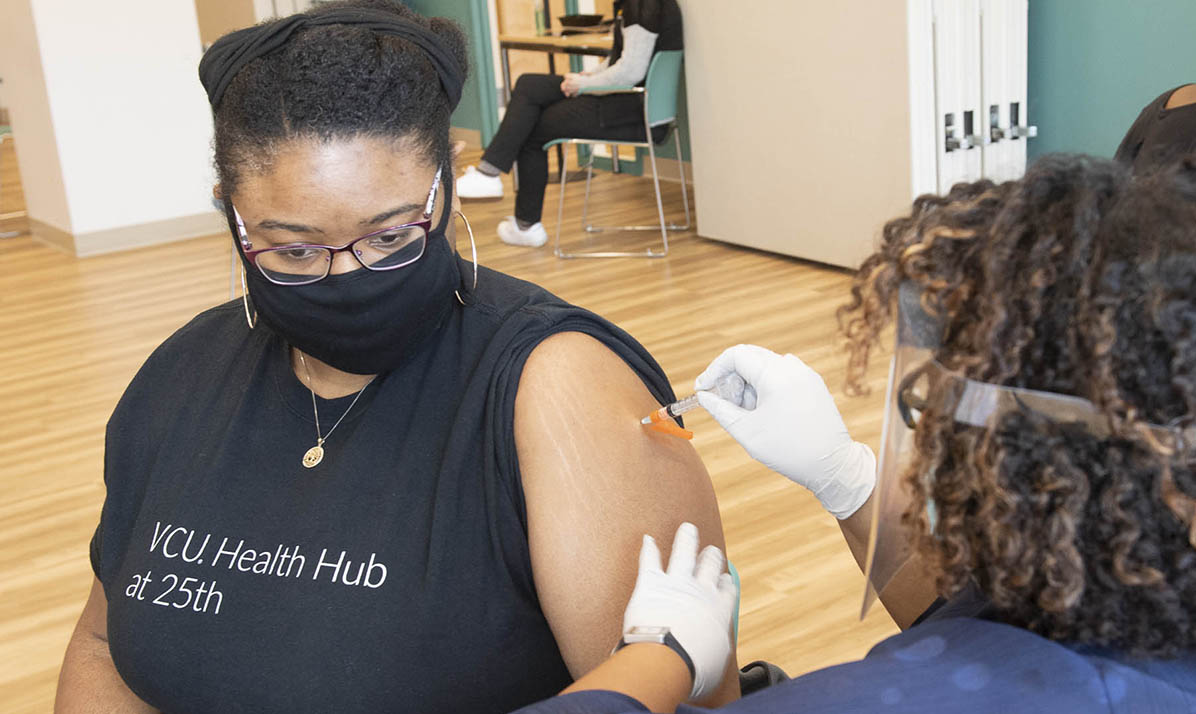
(514, 97), (651, 224)
(481, 74), (567, 172)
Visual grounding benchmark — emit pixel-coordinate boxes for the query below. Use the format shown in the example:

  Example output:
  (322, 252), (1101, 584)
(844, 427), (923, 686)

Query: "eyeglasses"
(232, 167), (442, 286)
(894, 359), (1196, 454)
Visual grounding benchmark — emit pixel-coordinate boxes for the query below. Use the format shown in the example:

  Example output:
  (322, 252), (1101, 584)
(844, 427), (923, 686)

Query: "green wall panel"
(404, 0), (499, 145)
(1027, 0), (1196, 161)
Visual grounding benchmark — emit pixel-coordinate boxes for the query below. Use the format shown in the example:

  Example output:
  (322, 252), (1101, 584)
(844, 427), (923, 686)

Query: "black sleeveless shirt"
(90, 263), (678, 713)
(599, 0), (683, 130)
(609, 0), (684, 66)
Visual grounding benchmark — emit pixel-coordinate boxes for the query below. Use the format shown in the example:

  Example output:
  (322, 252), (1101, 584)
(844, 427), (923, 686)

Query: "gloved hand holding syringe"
(640, 373), (754, 440)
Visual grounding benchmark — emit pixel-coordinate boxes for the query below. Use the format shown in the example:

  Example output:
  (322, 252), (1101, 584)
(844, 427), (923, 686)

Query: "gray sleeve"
(583, 58), (610, 75)
(573, 24), (657, 89)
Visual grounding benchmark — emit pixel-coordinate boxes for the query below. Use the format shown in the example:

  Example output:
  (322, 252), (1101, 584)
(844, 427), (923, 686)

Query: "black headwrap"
(198, 7), (464, 111)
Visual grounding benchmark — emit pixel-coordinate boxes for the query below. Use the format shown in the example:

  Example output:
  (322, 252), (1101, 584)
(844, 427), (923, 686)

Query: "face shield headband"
(860, 282), (1195, 618)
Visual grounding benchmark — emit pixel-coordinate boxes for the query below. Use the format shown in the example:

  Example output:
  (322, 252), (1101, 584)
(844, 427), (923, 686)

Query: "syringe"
(641, 373), (747, 426)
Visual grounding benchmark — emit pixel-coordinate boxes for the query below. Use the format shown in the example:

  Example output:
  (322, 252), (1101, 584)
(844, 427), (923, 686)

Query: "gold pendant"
(302, 444), (324, 468)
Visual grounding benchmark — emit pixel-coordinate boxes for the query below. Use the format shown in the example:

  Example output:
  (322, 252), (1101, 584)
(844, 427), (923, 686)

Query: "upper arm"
(515, 332), (728, 678)
(56, 578), (111, 707)
(1165, 83), (1196, 110)
(57, 577), (158, 713)
(74, 577), (109, 645)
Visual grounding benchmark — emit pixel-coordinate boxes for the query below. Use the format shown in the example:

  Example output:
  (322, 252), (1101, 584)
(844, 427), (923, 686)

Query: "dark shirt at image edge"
(513, 589), (1196, 713)
(90, 260), (679, 714)
(599, 0), (684, 129)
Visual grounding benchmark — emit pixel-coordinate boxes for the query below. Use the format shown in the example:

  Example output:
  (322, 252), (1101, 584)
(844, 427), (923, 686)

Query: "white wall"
(0, 0), (72, 229)
(28, 0), (216, 237)
(253, 0), (277, 19)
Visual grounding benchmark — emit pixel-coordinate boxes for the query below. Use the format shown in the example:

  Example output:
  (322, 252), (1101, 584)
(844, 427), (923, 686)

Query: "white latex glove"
(695, 344), (877, 519)
(622, 522), (737, 701)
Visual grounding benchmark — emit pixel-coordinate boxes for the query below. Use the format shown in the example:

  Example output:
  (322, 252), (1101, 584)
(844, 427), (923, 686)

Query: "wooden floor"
(0, 140), (897, 712)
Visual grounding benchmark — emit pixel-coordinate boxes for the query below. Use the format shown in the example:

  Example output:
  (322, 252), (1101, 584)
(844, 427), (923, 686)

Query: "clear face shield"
(860, 282), (940, 618)
(859, 283), (1193, 618)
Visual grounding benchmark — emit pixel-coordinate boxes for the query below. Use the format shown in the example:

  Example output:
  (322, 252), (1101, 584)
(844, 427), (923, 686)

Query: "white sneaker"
(456, 165), (504, 199)
(497, 217), (549, 247)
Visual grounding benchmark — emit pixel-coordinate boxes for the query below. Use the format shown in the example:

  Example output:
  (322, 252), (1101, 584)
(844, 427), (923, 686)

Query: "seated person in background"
(456, 0), (681, 247)
(53, 3), (736, 712)
(1115, 83), (1196, 172)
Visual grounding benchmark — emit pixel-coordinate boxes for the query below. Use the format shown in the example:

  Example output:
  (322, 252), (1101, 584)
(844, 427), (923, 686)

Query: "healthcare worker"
(512, 153), (1196, 713)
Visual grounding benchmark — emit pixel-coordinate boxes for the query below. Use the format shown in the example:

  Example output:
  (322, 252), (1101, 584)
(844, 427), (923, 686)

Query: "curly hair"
(212, 0), (468, 196)
(840, 154), (1196, 656)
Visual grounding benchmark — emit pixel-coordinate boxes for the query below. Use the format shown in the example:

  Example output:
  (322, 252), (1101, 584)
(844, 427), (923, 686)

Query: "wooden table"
(497, 32), (615, 180)
(497, 32), (614, 103)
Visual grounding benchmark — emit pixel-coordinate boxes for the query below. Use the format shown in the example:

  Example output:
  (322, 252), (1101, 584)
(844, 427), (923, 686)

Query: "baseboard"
(29, 218), (75, 253)
(0, 210), (28, 237)
(31, 212), (227, 257)
(450, 127), (483, 150)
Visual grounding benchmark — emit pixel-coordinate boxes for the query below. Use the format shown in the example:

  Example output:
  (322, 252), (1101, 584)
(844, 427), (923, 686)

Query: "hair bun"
(201, 4), (465, 109)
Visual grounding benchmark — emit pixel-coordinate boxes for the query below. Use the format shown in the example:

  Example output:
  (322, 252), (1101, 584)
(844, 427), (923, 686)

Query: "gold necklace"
(298, 352), (376, 468)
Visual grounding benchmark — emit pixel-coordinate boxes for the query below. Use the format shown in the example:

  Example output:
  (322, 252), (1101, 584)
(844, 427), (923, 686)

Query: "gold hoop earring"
(454, 210), (479, 305)
(239, 264), (258, 329)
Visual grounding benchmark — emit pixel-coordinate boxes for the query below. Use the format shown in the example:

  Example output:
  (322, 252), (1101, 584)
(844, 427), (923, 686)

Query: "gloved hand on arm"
(695, 344), (876, 520)
(526, 523), (736, 714)
(620, 522), (738, 702)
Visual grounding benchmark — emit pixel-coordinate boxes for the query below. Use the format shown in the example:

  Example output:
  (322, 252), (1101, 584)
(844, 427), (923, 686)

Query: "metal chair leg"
(581, 151), (596, 233)
(578, 131), (689, 236)
(552, 149), (570, 258)
(645, 134), (669, 257)
(552, 133), (680, 258)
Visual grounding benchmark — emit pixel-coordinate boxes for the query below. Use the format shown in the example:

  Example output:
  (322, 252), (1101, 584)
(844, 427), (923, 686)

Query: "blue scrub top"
(511, 590), (1196, 714)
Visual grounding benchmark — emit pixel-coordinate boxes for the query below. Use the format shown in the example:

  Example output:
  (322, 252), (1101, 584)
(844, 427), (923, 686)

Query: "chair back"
(644, 50), (684, 126)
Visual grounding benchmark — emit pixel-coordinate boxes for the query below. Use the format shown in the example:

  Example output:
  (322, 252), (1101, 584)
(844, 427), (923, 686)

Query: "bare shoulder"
(514, 330), (728, 677)
(1165, 83), (1196, 110)
(515, 331), (714, 506)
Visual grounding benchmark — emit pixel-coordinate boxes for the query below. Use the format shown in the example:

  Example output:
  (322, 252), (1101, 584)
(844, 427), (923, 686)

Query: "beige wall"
(0, 0), (72, 232)
(195, 0), (258, 47)
(680, 0), (913, 268)
(0, 0), (223, 254)
(498, 0), (569, 82)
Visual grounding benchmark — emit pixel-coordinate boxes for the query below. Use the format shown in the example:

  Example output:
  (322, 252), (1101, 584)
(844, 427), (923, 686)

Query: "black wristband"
(613, 631), (696, 684)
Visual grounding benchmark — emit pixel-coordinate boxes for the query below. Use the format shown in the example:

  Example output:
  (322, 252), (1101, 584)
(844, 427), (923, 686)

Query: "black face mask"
(232, 178), (463, 375)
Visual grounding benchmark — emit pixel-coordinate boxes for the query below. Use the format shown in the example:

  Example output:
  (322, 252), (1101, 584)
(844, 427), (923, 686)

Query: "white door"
(1005, 0), (1032, 178)
(933, 0), (983, 193)
(980, 0), (1010, 181)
